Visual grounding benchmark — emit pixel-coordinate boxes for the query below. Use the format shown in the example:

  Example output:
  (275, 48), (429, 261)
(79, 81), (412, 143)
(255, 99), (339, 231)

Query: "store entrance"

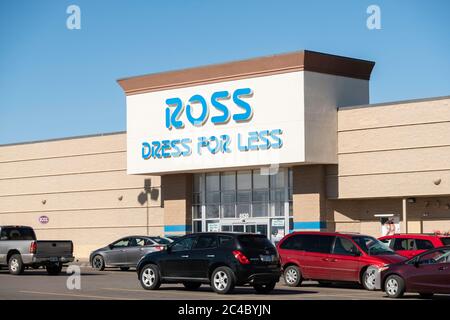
(221, 222), (268, 237)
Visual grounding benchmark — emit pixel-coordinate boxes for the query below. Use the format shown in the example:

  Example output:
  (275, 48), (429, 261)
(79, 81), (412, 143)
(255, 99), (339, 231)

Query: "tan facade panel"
(292, 165), (327, 226)
(0, 208), (163, 230)
(338, 98), (450, 131)
(161, 173), (193, 229)
(0, 171), (160, 197)
(0, 132), (126, 163)
(423, 220), (450, 233)
(337, 97), (450, 199)
(0, 152), (126, 179)
(0, 132), (166, 259)
(338, 170), (450, 198)
(339, 146), (450, 176)
(0, 188), (160, 213)
(339, 122), (450, 154)
(328, 198), (401, 222)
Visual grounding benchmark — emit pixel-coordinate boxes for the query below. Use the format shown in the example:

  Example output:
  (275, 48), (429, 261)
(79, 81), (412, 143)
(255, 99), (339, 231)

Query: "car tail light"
(232, 250), (250, 265)
(29, 241), (37, 254)
(155, 246), (164, 251)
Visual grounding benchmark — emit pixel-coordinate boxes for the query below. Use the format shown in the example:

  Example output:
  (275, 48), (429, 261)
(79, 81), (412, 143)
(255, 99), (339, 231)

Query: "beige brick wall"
(337, 97), (450, 199)
(0, 133), (162, 259)
(292, 165), (327, 229)
(161, 173), (193, 233)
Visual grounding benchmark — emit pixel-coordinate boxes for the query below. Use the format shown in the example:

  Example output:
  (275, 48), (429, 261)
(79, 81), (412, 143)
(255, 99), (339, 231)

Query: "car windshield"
(441, 237), (450, 246)
(352, 236), (395, 255)
(150, 237), (172, 245)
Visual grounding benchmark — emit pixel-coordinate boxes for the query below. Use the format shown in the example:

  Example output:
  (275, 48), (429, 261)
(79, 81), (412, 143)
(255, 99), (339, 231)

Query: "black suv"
(136, 232), (281, 294)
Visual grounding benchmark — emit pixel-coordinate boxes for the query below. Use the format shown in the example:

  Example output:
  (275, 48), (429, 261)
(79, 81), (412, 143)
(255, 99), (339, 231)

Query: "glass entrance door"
(221, 222), (268, 237)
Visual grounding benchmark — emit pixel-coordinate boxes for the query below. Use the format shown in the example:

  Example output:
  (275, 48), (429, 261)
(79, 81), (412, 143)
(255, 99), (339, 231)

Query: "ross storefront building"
(1, 50), (449, 259)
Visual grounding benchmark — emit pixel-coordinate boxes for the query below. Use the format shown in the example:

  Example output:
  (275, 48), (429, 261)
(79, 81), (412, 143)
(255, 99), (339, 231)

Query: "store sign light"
(141, 87), (283, 160)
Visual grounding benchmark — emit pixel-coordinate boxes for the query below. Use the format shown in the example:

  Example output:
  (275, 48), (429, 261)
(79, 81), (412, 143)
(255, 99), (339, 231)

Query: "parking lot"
(1, 265), (449, 300)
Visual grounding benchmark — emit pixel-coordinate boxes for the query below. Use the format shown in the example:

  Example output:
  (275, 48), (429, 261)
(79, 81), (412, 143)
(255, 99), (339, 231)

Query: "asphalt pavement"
(0, 266), (448, 300)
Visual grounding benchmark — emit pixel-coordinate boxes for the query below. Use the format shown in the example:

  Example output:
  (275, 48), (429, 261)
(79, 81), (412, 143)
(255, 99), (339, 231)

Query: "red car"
(277, 231), (406, 290)
(379, 246), (450, 298)
(379, 234), (450, 259)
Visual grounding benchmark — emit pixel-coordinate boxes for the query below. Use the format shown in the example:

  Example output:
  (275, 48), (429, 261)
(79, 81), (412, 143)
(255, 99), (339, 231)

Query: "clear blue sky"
(1, 0), (449, 144)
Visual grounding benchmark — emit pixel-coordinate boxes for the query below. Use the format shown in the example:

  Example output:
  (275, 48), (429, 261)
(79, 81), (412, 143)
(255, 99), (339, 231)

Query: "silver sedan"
(89, 236), (172, 271)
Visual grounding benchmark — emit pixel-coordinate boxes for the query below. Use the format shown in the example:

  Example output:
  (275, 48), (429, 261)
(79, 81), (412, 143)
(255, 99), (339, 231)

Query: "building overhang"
(117, 50), (375, 96)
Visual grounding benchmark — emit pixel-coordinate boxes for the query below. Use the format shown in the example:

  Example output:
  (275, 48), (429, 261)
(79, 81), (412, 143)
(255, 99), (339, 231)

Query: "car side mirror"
(166, 246), (172, 253)
(413, 260), (420, 268)
(108, 244), (114, 249)
(354, 251), (362, 257)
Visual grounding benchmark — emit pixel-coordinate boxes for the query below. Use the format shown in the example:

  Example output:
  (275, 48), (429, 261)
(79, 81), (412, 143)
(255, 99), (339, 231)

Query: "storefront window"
(270, 170), (285, 188)
(206, 204), (219, 218)
(192, 205), (202, 219)
(221, 191), (236, 218)
(221, 172), (235, 190)
(206, 173), (220, 191)
(253, 169), (269, 188)
(192, 168), (293, 240)
(237, 170), (251, 190)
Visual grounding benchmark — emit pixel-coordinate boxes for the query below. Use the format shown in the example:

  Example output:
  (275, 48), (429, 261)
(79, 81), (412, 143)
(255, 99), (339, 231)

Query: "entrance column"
(161, 173), (193, 235)
(292, 165), (327, 231)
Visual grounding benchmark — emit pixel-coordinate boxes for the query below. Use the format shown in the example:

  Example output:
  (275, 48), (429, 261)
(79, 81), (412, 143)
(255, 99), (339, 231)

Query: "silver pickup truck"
(0, 225), (74, 275)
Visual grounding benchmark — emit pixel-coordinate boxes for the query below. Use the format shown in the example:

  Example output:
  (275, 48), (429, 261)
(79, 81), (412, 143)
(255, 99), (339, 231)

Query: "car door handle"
(139, 248), (145, 251)
(322, 258), (330, 261)
(438, 266), (448, 271)
(330, 258), (338, 262)
(206, 254), (215, 258)
(181, 255), (189, 258)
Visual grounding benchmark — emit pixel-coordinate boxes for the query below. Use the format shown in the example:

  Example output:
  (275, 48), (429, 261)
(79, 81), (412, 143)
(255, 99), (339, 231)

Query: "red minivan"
(277, 232), (406, 290)
(379, 234), (450, 259)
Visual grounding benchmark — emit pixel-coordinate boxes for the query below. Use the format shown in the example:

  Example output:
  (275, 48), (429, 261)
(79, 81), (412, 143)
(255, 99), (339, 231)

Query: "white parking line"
(20, 290), (136, 300)
(101, 287), (231, 299)
(100, 287), (385, 300)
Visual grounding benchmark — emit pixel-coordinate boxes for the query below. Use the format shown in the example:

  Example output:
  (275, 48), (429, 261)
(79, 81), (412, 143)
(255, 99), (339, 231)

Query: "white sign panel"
(127, 71), (305, 174)
(207, 223), (220, 232)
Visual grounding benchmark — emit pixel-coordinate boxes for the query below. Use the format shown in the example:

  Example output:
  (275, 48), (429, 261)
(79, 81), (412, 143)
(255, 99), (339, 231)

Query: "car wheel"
(283, 265), (302, 287)
(8, 254), (25, 275)
(362, 268), (377, 290)
(253, 282), (276, 294)
(46, 263), (63, 275)
(211, 266), (235, 294)
(419, 292), (434, 299)
(92, 255), (105, 271)
(183, 282), (202, 290)
(384, 275), (405, 298)
(120, 267), (130, 271)
(140, 264), (161, 290)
